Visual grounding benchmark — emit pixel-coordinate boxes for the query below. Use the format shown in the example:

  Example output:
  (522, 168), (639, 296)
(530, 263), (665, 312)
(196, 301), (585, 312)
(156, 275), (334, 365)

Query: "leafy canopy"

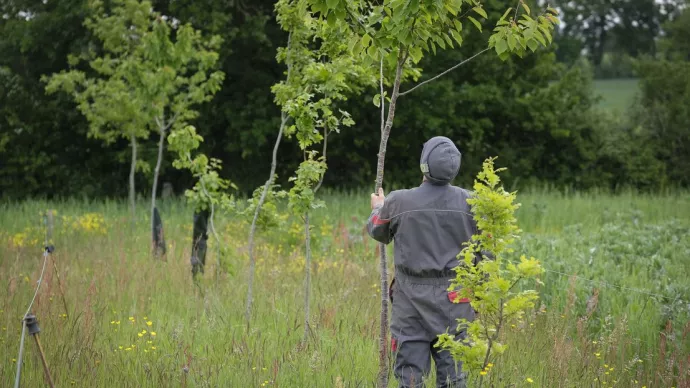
(308, 0), (559, 71)
(272, 0), (376, 215)
(45, 0), (224, 144)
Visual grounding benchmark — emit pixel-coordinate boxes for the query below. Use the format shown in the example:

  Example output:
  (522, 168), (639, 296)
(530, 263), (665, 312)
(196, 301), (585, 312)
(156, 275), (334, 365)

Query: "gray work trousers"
(390, 272), (474, 388)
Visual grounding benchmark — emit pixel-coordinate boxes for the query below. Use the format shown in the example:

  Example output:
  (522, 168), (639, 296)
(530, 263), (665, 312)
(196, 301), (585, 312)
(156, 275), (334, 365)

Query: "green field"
(592, 78), (640, 112)
(1, 190), (689, 387)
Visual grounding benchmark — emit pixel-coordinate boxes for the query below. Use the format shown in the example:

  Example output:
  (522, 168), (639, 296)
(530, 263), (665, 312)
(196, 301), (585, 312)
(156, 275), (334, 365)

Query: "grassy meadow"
(592, 78), (639, 112)
(1, 189), (689, 387)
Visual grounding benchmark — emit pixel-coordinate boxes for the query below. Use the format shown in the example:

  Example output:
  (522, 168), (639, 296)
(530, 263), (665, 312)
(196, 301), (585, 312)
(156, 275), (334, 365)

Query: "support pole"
(13, 321), (27, 388)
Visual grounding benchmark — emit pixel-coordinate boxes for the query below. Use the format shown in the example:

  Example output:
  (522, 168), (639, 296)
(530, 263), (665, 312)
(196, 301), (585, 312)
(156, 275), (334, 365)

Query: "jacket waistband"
(395, 267), (456, 285)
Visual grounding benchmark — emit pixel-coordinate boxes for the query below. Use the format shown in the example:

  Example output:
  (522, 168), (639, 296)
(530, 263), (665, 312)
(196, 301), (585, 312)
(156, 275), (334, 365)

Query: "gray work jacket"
(367, 182), (479, 276)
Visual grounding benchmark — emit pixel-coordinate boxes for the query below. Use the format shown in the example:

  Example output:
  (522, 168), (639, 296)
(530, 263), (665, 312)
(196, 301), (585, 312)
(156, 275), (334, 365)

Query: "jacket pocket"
(448, 290), (470, 303)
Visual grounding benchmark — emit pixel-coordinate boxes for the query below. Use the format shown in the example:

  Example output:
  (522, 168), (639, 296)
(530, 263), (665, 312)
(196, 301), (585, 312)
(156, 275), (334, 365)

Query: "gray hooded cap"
(420, 136), (461, 185)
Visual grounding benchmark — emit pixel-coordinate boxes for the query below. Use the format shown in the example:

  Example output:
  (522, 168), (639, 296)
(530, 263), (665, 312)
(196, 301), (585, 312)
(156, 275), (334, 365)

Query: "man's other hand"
(371, 188), (385, 209)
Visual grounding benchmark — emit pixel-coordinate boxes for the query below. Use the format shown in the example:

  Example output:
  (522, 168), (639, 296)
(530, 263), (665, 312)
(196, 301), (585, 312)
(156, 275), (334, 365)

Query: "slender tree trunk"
(376, 51), (406, 388)
(151, 124), (166, 254)
(302, 212), (311, 345)
(129, 133), (137, 224)
(246, 33), (293, 326)
(246, 113), (288, 325)
(300, 127), (329, 346)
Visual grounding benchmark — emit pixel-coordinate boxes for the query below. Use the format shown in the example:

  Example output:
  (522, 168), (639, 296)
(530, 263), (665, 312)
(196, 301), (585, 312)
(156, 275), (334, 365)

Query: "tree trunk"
(129, 133), (137, 224)
(302, 212), (312, 345)
(246, 114), (288, 325)
(246, 33), (293, 326)
(151, 125), (166, 255)
(376, 51), (406, 388)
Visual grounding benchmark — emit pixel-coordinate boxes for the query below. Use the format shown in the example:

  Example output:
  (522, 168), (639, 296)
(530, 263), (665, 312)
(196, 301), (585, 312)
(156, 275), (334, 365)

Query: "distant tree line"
(0, 0), (688, 199)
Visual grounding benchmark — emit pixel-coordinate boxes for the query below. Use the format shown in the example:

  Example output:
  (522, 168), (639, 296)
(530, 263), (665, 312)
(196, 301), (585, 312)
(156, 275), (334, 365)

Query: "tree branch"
(313, 126), (328, 194)
(379, 58), (385, 135)
(398, 48), (490, 96)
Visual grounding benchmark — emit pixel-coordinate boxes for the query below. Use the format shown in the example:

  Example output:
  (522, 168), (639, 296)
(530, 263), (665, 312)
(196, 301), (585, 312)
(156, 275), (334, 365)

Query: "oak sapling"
(436, 157), (545, 387)
(310, 0), (559, 384)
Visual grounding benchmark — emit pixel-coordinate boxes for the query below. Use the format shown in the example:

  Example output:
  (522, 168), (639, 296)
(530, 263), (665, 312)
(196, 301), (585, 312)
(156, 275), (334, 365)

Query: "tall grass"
(1, 189), (688, 387)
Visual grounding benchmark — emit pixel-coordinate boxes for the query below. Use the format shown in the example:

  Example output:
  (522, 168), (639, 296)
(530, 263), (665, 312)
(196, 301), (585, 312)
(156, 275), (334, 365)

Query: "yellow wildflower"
(125, 347), (132, 351)
(151, 346), (156, 350)
(146, 321), (153, 327)
(487, 363), (494, 368)
(151, 331), (156, 336)
(479, 371), (487, 376)
(526, 377), (534, 383)
(138, 333), (143, 338)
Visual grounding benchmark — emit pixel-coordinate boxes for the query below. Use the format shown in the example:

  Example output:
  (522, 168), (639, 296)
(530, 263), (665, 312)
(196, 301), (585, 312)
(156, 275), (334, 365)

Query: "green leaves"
(467, 16), (482, 32)
(495, 38), (508, 55)
(488, 4), (560, 60)
(472, 6), (487, 19)
(288, 152), (327, 215)
(361, 33), (372, 49)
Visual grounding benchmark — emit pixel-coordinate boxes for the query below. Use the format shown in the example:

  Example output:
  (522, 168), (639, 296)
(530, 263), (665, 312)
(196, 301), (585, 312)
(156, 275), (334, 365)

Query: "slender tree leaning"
(308, 0), (559, 384)
(244, 25), (293, 322)
(245, 0), (374, 325)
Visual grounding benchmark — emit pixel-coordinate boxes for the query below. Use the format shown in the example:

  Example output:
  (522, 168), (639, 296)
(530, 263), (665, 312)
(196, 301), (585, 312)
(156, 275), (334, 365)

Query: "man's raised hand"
(371, 188), (385, 210)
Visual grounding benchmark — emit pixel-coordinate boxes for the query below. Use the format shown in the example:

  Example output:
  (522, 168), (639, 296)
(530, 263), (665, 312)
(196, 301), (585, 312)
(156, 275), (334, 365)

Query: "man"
(367, 136), (480, 388)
